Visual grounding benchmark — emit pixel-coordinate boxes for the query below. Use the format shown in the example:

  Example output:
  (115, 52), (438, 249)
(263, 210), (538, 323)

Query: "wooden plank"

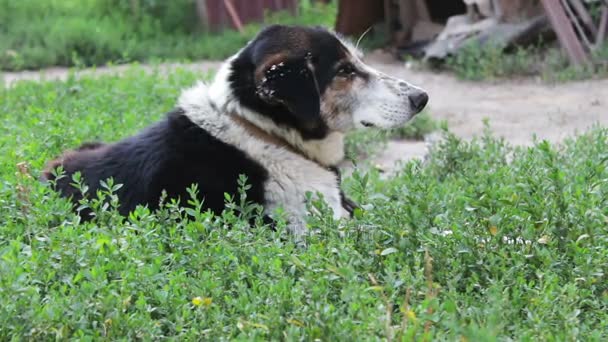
(384, 0), (393, 43)
(195, 0), (209, 31)
(561, 0), (593, 49)
(496, 0), (544, 22)
(335, 0), (385, 36)
(540, 0), (589, 65)
(414, 0), (430, 21)
(569, 0), (597, 37)
(223, 0), (244, 33)
(598, 7), (608, 47)
(398, 0), (418, 38)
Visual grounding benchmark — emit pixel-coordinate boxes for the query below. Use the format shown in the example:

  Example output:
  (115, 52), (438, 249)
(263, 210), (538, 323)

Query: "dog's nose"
(409, 91), (429, 113)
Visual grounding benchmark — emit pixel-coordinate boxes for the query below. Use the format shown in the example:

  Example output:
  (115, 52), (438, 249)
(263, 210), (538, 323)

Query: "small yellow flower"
(192, 296), (212, 307)
(406, 310), (417, 322)
(202, 297), (212, 306)
(489, 226), (498, 236)
(192, 296), (203, 306)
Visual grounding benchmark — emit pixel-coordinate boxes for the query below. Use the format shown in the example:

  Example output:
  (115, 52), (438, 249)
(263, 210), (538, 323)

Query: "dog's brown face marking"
(319, 55), (374, 131)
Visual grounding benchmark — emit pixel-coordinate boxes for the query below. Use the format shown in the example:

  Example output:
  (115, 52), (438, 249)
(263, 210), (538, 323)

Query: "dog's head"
(221, 25), (428, 140)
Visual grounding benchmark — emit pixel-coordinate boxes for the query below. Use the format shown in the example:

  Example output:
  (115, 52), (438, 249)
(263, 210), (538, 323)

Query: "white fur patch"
(179, 82), (344, 235)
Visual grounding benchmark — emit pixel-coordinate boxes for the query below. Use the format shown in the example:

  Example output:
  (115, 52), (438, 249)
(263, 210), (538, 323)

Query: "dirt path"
(367, 51), (608, 146)
(366, 51), (608, 173)
(3, 56), (607, 172)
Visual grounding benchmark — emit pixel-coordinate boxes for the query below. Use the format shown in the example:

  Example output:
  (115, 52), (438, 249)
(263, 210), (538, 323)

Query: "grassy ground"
(0, 0), (336, 71)
(443, 41), (608, 82)
(1, 68), (607, 340)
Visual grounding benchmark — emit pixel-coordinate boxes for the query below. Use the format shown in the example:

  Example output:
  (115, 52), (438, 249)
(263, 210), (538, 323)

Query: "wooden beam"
(223, 0), (244, 33)
(399, 0), (417, 37)
(384, 0), (393, 44)
(335, 0), (385, 36)
(561, 0), (593, 49)
(414, 0), (430, 21)
(195, 0), (209, 31)
(568, 0), (598, 38)
(598, 6), (608, 47)
(540, 0), (589, 65)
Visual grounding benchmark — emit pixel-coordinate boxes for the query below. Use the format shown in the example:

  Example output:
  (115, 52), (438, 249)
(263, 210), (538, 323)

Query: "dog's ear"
(256, 55), (321, 129)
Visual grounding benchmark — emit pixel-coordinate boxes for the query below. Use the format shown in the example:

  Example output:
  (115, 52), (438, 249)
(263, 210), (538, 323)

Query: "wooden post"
(223, 0), (244, 33)
(335, 0), (384, 36)
(196, 0), (209, 31)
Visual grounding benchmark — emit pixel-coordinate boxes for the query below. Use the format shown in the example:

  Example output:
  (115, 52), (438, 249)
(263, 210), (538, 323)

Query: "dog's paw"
(341, 192), (360, 217)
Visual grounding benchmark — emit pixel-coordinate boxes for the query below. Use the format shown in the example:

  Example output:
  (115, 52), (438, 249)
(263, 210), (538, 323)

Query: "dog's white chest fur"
(179, 83), (344, 234)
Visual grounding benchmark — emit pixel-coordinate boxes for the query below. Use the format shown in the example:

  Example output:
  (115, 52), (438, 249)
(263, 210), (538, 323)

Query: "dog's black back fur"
(44, 109), (269, 218)
(43, 25), (373, 222)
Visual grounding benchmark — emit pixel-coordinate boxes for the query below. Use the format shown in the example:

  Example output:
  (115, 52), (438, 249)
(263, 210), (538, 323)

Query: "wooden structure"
(540, 0), (608, 66)
(196, 0), (298, 32)
(384, 0), (466, 42)
(336, 0), (606, 65)
(335, 0), (384, 35)
(382, 0), (544, 45)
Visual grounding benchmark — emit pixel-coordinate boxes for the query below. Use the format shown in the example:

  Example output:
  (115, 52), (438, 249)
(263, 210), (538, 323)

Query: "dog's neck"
(229, 113), (314, 163)
(207, 60), (345, 167)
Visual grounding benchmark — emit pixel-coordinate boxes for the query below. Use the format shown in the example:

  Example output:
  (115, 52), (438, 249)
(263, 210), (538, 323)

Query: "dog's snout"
(409, 91), (428, 113)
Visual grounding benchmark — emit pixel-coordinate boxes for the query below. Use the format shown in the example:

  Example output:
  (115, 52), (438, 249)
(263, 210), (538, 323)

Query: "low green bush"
(1, 66), (606, 340)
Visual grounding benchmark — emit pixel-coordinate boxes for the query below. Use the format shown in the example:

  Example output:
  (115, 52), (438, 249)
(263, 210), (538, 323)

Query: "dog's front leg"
(328, 166), (360, 217)
(264, 167), (346, 236)
(341, 194), (360, 217)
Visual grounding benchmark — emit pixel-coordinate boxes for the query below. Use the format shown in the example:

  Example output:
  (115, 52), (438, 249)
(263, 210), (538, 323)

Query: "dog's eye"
(337, 63), (356, 77)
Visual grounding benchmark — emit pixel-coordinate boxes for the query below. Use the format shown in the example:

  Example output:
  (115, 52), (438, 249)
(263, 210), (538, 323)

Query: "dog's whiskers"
(355, 26), (373, 50)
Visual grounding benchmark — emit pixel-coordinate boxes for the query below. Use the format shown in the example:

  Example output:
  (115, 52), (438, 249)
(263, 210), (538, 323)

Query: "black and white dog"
(43, 25), (428, 234)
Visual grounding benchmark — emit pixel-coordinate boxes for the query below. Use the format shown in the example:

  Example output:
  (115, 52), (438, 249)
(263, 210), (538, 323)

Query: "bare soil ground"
(368, 51), (608, 145)
(3, 55), (607, 172)
(366, 51), (608, 173)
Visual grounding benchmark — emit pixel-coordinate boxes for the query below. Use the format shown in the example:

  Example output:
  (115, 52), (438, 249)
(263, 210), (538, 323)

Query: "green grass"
(0, 0), (337, 71)
(1, 68), (607, 340)
(444, 41), (608, 82)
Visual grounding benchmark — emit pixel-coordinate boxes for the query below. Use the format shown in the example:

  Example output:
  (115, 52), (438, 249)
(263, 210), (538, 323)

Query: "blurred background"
(1, 0), (606, 79)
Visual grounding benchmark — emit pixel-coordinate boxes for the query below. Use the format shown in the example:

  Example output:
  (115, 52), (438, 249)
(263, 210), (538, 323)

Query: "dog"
(42, 25), (428, 235)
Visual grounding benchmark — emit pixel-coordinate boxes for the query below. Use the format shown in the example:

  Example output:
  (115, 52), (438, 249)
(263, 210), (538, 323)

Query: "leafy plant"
(1, 66), (607, 340)
(444, 40), (608, 82)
